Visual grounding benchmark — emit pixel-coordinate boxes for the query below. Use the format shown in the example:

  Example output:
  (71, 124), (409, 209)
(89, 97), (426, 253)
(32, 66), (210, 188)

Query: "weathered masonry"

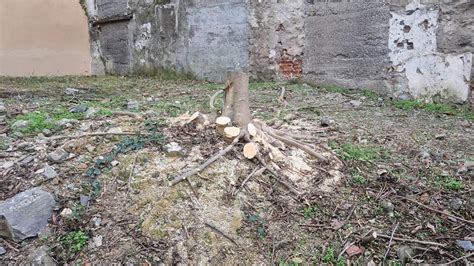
(84, 0), (473, 103)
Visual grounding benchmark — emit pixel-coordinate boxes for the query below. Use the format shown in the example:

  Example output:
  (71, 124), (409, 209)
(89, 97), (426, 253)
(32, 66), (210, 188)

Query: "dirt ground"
(0, 76), (472, 265)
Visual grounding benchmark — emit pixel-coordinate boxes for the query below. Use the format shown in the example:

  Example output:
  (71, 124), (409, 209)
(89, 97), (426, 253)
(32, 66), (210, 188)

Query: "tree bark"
(223, 71), (251, 128)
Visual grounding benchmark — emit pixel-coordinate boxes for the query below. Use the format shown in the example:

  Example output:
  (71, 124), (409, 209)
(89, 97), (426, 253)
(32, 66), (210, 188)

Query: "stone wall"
(85, 0), (473, 103)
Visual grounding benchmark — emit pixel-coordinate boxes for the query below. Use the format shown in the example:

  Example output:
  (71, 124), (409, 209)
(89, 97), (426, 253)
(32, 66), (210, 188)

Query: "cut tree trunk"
(222, 71), (252, 128)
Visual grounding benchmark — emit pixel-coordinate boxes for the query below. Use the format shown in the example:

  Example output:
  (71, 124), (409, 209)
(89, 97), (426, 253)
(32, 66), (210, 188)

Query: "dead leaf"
(411, 224), (423, 234)
(346, 245), (363, 257)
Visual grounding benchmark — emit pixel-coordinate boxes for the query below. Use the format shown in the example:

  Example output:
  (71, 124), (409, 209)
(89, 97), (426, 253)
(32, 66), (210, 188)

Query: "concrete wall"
(86, 0), (473, 103)
(0, 0), (91, 76)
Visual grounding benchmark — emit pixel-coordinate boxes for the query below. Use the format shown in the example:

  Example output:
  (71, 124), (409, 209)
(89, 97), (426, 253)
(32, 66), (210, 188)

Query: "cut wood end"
(224, 127), (241, 139)
(247, 123), (257, 137)
(216, 116), (231, 126)
(243, 142), (258, 159)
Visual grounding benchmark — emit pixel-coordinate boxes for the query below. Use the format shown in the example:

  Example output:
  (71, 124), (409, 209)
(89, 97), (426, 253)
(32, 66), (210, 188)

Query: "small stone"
(42, 165), (58, 180)
(0, 103), (6, 114)
(111, 160), (119, 167)
(449, 198), (463, 211)
(12, 120), (30, 130)
(0, 245), (5, 255)
(80, 194), (90, 206)
(127, 100), (139, 110)
(420, 149), (431, 159)
(17, 155), (35, 166)
(60, 208), (73, 218)
(26, 246), (54, 265)
(283, 114), (297, 121)
(435, 134), (446, 140)
(164, 142), (184, 157)
(0, 115), (5, 123)
(65, 88), (79, 95)
(92, 235), (103, 248)
(91, 217), (101, 228)
(146, 97), (153, 102)
(456, 240), (474, 251)
(349, 100), (362, 108)
(47, 148), (69, 163)
(397, 246), (415, 263)
(42, 129), (53, 137)
(320, 117), (334, 127)
(85, 107), (99, 119)
(76, 163), (88, 171)
(69, 105), (88, 113)
(55, 119), (79, 127)
(382, 201), (395, 217)
(2, 161), (15, 169)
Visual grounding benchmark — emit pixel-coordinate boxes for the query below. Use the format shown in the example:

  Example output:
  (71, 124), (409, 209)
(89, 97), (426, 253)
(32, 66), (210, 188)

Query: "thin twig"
(256, 156), (302, 196)
(383, 222), (400, 262)
(2, 240), (19, 252)
(396, 196), (474, 225)
(232, 166), (266, 196)
(48, 132), (150, 141)
(443, 252), (473, 265)
(171, 133), (242, 185)
(204, 222), (239, 246)
(377, 233), (445, 247)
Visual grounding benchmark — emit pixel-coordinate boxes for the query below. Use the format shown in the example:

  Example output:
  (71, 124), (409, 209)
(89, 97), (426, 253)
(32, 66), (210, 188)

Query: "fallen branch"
(396, 196), (474, 226)
(444, 252), (473, 265)
(171, 133), (242, 186)
(48, 132), (149, 141)
(265, 130), (328, 163)
(257, 156), (302, 196)
(383, 222), (399, 262)
(377, 233), (446, 247)
(112, 111), (143, 119)
(204, 222), (239, 246)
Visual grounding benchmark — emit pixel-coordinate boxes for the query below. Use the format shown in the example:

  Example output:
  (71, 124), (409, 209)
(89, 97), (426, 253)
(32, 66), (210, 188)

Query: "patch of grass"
(61, 230), (89, 253)
(249, 82), (281, 90)
(393, 99), (474, 120)
(321, 247), (344, 265)
(434, 176), (464, 191)
(352, 174), (368, 185)
(339, 143), (383, 161)
(301, 206), (318, 219)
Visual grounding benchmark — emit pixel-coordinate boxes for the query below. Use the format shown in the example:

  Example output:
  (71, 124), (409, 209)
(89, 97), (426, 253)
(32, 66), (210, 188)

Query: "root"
(171, 132), (243, 186)
(256, 155), (302, 196)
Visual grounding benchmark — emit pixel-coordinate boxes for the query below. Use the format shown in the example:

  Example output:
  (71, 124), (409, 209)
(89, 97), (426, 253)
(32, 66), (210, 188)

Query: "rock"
(283, 114), (297, 121)
(164, 142), (184, 157)
(65, 88), (80, 95)
(60, 208), (73, 218)
(0, 188), (55, 241)
(42, 165), (58, 180)
(0, 245), (5, 255)
(397, 246), (415, 263)
(26, 246), (55, 265)
(47, 148), (69, 163)
(435, 134), (446, 140)
(85, 107), (99, 119)
(80, 194), (90, 206)
(127, 100), (139, 110)
(349, 100), (362, 108)
(17, 155), (35, 166)
(11, 120), (30, 130)
(111, 160), (119, 167)
(55, 119), (79, 127)
(42, 129), (53, 137)
(0, 115), (5, 123)
(69, 105), (88, 113)
(420, 149), (431, 159)
(382, 201), (395, 217)
(456, 240), (474, 251)
(320, 116), (334, 127)
(449, 198), (463, 211)
(91, 217), (101, 228)
(2, 161), (15, 169)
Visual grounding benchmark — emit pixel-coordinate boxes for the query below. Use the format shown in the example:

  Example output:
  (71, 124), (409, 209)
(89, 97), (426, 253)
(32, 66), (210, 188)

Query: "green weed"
(61, 230), (89, 253)
(393, 100), (474, 120)
(339, 143), (382, 161)
(434, 176), (464, 191)
(301, 206), (318, 219)
(352, 174), (367, 185)
(322, 247), (335, 263)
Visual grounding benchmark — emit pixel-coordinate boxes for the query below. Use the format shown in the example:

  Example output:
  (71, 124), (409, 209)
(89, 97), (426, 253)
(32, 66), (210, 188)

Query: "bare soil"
(0, 76), (472, 265)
